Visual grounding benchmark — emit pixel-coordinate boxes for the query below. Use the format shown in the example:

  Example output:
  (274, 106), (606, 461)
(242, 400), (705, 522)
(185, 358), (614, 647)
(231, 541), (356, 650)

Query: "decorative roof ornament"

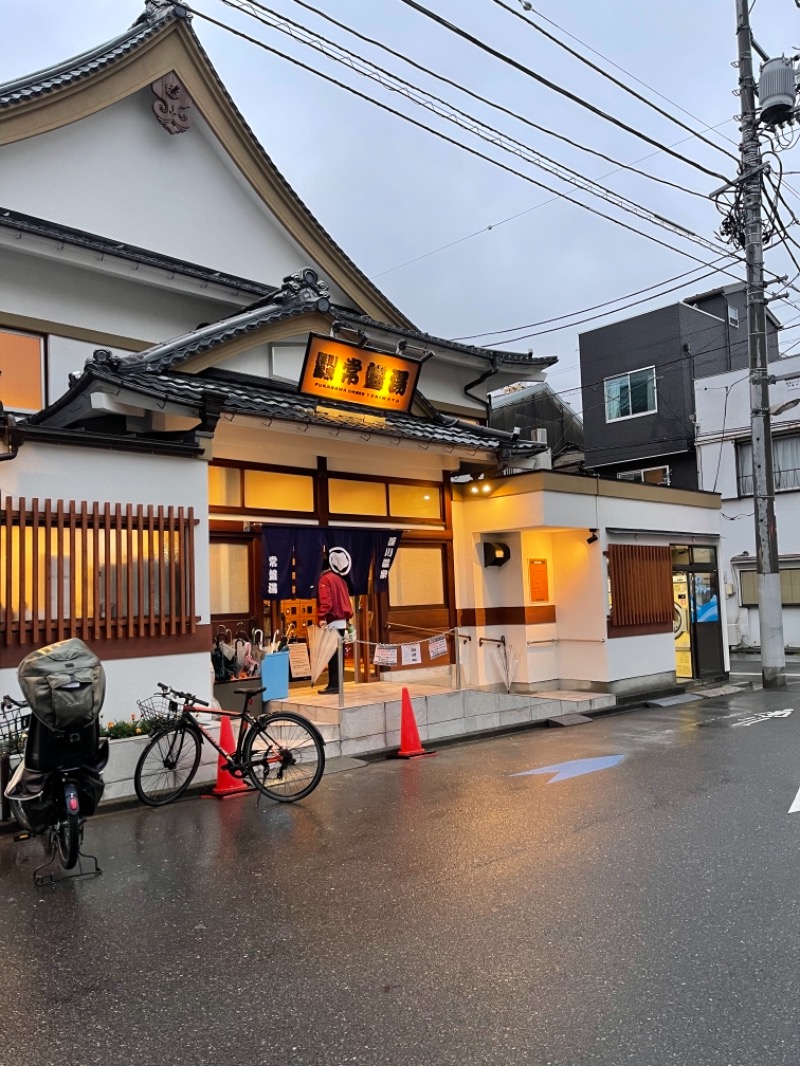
(151, 71), (192, 134)
(144, 0), (175, 21)
(272, 268), (331, 313)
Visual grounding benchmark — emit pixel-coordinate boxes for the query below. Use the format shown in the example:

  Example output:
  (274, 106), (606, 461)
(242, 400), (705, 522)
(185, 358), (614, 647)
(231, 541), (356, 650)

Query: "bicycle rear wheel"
(134, 725), (202, 807)
(57, 785), (81, 870)
(243, 712), (325, 802)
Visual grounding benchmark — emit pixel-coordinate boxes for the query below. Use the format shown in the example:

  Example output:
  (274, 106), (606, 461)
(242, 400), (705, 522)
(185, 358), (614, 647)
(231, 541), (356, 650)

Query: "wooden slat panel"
(157, 505), (165, 636)
(188, 508), (196, 634)
(168, 506), (177, 637)
(114, 503), (123, 639)
(147, 505), (155, 637)
(80, 502), (89, 643)
(0, 495), (198, 652)
(137, 505), (145, 639)
(43, 498), (52, 645)
(31, 498), (40, 647)
(3, 497), (13, 645)
(68, 502), (77, 642)
(56, 500), (65, 642)
(126, 504), (134, 639)
(104, 502), (113, 640)
(92, 502), (101, 643)
(608, 544), (672, 628)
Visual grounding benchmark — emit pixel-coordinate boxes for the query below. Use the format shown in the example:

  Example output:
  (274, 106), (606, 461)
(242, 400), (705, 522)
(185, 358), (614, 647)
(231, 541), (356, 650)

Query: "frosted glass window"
(388, 483), (442, 520)
(244, 470), (314, 511)
(388, 547), (444, 606)
(210, 543), (250, 614)
(329, 479), (387, 516)
(208, 466), (242, 507)
(0, 330), (43, 413)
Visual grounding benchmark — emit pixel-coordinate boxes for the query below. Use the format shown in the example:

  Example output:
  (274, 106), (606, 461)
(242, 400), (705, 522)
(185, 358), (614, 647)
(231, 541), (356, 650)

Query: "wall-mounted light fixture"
(586, 529), (599, 545)
(483, 541), (511, 568)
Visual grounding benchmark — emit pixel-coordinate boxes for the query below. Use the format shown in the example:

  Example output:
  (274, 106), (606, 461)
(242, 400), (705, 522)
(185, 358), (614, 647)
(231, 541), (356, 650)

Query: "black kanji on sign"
(389, 369), (410, 395)
(342, 357), (363, 385)
(313, 352), (338, 381)
(364, 362), (387, 390)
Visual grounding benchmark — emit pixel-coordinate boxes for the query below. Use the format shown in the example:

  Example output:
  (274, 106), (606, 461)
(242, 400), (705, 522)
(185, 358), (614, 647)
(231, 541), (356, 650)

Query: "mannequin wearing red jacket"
(317, 565), (352, 694)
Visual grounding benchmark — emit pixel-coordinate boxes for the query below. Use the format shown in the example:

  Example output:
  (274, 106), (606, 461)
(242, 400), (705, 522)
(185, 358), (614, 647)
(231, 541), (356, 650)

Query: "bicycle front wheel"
(244, 713), (325, 802)
(134, 725), (202, 807)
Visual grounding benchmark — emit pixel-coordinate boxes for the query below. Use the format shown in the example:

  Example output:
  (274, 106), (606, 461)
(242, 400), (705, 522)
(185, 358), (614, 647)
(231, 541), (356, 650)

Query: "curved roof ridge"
(0, 14), (170, 107)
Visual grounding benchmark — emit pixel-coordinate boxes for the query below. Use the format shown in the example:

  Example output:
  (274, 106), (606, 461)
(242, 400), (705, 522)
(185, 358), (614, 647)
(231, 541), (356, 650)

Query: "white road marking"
(789, 785), (800, 814)
(731, 709), (793, 728)
(730, 671), (800, 678)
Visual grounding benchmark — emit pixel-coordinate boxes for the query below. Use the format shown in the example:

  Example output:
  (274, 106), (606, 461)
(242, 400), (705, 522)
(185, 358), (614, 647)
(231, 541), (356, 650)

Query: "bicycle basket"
(136, 694), (182, 729)
(0, 707), (30, 756)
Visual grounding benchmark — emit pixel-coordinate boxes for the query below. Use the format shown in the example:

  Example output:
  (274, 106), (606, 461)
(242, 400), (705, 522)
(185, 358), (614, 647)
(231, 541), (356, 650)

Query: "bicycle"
(133, 683), (325, 807)
(2, 692), (106, 885)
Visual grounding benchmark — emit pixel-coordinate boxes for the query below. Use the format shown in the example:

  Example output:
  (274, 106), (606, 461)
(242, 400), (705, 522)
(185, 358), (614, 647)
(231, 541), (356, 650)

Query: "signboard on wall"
(529, 559), (549, 602)
(298, 334), (420, 413)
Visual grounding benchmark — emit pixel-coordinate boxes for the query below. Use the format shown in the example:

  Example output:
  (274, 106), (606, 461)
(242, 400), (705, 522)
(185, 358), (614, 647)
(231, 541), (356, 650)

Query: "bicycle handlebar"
(1, 694), (28, 710)
(156, 683), (209, 707)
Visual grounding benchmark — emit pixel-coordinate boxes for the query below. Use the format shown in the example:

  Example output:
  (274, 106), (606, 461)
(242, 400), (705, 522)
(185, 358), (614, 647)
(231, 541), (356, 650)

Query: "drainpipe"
(464, 356), (501, 420)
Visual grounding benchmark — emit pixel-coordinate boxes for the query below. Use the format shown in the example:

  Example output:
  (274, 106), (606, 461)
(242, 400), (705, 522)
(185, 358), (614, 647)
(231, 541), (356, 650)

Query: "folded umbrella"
(307, 625), (340, 685)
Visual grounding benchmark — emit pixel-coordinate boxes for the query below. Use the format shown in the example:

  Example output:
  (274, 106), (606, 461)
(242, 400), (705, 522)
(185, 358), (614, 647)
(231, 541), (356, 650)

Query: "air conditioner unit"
(727, 622), (741, 647)
(533, 428), (548, 445)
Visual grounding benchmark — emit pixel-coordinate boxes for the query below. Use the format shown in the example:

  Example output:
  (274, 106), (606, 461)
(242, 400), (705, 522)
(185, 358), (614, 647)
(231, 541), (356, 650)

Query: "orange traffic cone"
(396, 688), (436, 759)
(203, 714), (251, 799)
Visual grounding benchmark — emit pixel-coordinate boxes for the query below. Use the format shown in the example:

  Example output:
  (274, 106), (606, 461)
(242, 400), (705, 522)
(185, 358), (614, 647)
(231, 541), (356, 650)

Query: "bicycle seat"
(234, 686), (266, 696)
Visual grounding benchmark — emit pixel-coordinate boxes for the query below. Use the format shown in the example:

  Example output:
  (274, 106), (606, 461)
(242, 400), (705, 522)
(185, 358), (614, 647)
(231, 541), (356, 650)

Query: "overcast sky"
(3, 0), (800, 413)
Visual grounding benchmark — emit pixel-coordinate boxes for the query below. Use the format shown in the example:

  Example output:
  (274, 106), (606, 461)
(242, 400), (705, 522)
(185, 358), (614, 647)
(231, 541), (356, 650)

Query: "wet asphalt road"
(3, 687), (800, 1065)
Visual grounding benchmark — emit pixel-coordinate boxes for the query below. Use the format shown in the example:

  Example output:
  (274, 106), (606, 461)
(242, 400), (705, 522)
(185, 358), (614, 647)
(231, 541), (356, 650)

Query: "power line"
(371, 117), (737, 279)
(489, 0), (740, 165)
(190, 6), (752, 287)
(394, 0), (730, 182)
(216, 0), (728, 265)
(452, 257), (736, 342)
(277, 0), (710, 201)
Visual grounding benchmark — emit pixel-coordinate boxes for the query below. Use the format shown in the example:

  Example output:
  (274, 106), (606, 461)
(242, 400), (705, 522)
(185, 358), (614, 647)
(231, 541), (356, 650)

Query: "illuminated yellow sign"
(298, 334), (420, 413)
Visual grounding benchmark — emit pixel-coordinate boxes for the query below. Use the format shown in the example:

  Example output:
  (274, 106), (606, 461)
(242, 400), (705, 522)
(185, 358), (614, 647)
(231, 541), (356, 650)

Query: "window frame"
(739, 566), (800, 607)
(617, 465), (671, 486)
(0, 327), (47, 414)
(603, 366), (658, 423)
(737, 433), (800, 497)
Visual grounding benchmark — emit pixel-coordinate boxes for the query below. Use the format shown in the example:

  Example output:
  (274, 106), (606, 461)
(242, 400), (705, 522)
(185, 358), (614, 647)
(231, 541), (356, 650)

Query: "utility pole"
(736, 0), (786, 687)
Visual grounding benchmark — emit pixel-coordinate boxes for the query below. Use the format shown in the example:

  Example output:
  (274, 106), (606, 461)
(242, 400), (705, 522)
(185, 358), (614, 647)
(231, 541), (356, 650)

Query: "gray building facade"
(579, 284), (781, 490)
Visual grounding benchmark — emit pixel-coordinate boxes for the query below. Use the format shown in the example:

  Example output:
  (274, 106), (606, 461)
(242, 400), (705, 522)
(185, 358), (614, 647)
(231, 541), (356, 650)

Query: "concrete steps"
(274, 685), (616, 758)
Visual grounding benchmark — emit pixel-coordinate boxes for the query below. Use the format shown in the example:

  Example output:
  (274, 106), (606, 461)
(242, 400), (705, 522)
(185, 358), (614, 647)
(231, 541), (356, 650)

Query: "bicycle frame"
(169, 693), (286, 776)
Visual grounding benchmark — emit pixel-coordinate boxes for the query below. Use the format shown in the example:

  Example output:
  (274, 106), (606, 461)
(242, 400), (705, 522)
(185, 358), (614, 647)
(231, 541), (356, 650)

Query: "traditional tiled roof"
(0, 208), (275, 297)
(333, 310), (557, 368)
(29, 362), (544, 460)
(0, 17), (166, 108)
(115, 270), (554, 375)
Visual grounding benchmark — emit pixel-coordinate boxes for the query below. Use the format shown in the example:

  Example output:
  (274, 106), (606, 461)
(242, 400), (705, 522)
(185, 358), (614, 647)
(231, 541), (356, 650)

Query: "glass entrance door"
(672, 545), (725, 679)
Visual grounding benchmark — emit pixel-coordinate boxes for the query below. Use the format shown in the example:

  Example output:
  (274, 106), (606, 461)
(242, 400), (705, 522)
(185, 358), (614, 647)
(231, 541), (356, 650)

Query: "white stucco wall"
(452, 476), (723, 690)
(1, 91), (350, 304)
(695, 359), (800, 647)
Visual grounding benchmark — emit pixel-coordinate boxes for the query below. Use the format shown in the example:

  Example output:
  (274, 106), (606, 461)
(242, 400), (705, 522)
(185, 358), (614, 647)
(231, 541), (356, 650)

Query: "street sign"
(511, 755), (625, 782)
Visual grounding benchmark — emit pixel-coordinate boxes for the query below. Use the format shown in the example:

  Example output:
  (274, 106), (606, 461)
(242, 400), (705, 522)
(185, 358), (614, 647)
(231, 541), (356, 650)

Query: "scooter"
(4, 638), (109, 887)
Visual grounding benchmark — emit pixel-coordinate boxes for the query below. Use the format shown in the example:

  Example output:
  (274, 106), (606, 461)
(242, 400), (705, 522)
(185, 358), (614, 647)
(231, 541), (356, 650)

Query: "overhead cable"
(491, 0), (739, 164)
(394, 0), (730, 182)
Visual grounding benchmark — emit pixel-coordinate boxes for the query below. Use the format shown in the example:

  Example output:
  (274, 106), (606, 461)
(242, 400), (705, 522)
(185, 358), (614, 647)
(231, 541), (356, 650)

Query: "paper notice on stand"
(428, 635), (448, 660)
(373, 643), (398, 667)
(288, 642), (311, 679)
(401, 642), (422, 666)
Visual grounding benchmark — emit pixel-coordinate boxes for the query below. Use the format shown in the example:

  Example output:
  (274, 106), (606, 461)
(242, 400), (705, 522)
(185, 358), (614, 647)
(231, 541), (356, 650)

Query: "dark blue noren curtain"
(260, 527), (403, 600)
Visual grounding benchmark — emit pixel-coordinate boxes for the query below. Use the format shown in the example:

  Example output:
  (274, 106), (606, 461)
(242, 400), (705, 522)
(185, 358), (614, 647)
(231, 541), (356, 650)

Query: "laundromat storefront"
(208, 462), (458, 682)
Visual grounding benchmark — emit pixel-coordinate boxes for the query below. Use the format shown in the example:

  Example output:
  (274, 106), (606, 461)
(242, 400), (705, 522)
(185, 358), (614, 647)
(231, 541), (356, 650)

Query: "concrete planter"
(101, 723), (221, 804)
